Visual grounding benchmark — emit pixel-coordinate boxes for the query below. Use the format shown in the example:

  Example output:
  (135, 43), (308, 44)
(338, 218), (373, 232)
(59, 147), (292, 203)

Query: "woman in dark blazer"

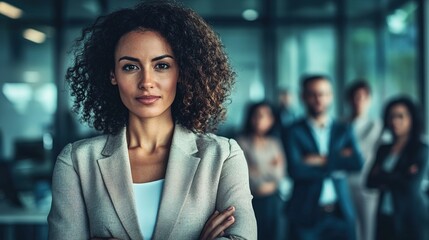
(48, 2), (257, 240)
(366, 96), (429, 240)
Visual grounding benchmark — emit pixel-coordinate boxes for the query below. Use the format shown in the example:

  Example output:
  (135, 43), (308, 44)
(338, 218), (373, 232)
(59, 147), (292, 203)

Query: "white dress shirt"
(307, 118), (338, 205)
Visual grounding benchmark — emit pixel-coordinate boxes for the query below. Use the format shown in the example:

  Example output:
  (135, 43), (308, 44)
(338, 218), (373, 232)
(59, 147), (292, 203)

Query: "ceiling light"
(387, 10), (407, 34)
(242, 9), (259, 21)
(0, 1), (23, 19)
(23, 28), (46, 44)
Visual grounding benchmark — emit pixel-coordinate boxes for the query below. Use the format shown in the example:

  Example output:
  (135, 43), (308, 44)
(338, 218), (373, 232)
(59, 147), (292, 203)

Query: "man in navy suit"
(282, 75), (364, 240)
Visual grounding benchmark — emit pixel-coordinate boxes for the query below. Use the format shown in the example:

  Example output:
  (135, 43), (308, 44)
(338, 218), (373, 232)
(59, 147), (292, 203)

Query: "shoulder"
(175, 129), (247, 170)
(376, 143), (392, 154)
(415, 140), (429, 156)
(194, 132), (243, 158)
(333, 119), (352, 131)
(285, 118), (306, 133)
(57, 134), (109, 164)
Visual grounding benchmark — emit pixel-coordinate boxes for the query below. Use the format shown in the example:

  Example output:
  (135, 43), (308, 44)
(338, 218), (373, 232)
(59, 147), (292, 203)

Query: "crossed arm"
(366, 145), (429, 191)
(284, 127), (364, 181)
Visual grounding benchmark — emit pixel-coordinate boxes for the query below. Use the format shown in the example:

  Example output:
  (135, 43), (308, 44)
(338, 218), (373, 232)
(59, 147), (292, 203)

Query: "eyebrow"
(118, 54), (174, 63)
(152, 54), (174, 61)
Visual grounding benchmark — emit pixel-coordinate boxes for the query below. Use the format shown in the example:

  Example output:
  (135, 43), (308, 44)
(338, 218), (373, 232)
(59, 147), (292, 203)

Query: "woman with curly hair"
(47, 1), (257, 240)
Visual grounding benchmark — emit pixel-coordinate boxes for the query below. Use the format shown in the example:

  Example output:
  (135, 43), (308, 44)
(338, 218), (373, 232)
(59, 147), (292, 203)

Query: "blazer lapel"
(303, 121), (320, 153)
(97, 128), (143, 240)
(328, 121), (339, 153)
(152, 124), (201, 240)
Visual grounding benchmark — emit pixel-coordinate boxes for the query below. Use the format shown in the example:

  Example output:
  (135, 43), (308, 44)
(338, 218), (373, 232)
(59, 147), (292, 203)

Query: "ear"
(110, 72), (117, 85)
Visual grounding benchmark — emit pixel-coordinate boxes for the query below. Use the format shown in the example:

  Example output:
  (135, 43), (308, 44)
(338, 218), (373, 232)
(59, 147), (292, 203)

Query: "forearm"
(288, 163), (328, 180)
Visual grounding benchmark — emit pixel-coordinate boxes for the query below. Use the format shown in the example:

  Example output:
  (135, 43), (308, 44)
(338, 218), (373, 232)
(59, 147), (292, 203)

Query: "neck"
(395, 134), (409, 146)
(127, 114), (175, 153)
(250, 133), (268, 146)
(352, 111), (361, 120)
(251, 133), (266, 140)
(352, 110), (366, 120)
(310, 113), (329, 127)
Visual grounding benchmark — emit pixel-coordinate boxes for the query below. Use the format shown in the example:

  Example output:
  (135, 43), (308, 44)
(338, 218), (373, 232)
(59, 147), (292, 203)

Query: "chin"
(309, 110), (325, 117)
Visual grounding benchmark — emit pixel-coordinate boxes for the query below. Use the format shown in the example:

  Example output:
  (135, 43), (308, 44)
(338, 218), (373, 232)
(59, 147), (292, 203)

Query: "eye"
(155, 63), (170, 70)
(122, 64), (139, 71)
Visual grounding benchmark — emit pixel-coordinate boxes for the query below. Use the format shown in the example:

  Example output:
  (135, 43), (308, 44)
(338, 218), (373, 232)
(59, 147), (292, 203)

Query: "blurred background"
(0, 0), (428, 239)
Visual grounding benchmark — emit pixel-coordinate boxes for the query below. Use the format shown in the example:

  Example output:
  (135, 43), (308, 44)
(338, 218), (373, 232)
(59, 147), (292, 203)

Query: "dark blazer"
(48, 124), (257, 240)
(282, 118), (364, 226)
(366, 141), (429, 239)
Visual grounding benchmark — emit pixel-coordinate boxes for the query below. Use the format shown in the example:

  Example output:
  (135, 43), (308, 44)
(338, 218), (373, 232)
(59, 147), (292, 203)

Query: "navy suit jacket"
(282, 118), (364, 226)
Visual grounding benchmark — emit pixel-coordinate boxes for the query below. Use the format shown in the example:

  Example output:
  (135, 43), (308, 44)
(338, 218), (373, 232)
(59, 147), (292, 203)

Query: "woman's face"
(388, 104), (412, 138)
(111, 30), (179, 121)
(251, 105), (274, 135)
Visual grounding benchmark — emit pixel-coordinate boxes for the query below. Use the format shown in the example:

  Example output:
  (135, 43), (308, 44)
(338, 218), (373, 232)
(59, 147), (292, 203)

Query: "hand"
(271, 157), (281, 167)
(256, 182), (277, 196)
(304, 154), (326, 166)
(340, 148), (353, 157)
(409, 164), (418, 174)
(200, 206), (236, 240)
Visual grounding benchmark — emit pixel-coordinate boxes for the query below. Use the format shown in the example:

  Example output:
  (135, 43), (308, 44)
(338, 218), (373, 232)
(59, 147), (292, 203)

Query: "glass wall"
(385, 1), (419, 99)
(277, 26), (336, 116)
(215, 27), (264, 137)
(344, 0), (420, 119)
(0, 2), (55, 160)
(0, 0), (422, 161)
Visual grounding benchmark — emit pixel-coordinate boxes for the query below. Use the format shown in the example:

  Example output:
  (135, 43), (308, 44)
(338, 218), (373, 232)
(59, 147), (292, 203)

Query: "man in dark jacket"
(283, 75), (364, 240)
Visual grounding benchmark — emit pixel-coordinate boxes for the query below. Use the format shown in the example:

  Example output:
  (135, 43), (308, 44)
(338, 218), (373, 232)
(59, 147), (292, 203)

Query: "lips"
(136, 95), (161, 105)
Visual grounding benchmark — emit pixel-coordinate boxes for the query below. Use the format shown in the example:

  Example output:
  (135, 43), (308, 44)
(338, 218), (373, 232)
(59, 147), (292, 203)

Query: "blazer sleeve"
(215, 139), (257, 240)
(48, 144), (90, 240)
(283, 127), (328, 180)
(367, 144), (429, 191)
(326, 125), (364, 172)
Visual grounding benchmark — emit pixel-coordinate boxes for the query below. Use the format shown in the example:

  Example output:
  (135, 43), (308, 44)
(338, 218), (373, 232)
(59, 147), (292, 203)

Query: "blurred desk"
(0, 202), (49, 240)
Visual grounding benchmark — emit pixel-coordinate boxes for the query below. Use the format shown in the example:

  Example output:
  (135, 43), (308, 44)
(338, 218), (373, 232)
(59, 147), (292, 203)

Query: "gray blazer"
(48, 124), (257, 240)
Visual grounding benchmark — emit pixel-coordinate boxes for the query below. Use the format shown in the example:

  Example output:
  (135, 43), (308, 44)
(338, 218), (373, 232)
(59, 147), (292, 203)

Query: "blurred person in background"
(283, 75), (363, 240)
(237, 101), (286, 240)
(345, 80), (383, 240)
(366, 96), (429, 240)
(47, 1), (257, 240)
(275, 88), (297, 134)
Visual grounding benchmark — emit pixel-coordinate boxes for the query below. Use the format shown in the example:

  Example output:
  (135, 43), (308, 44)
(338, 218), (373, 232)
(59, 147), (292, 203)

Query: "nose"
(138, 70), (154, 89)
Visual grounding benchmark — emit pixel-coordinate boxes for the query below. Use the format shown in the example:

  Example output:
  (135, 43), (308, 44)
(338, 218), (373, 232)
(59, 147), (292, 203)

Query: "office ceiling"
(0, 0), (404, 22)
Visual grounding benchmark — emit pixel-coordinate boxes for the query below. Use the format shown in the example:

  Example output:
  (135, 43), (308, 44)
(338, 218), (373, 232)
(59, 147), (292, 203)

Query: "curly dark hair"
(66, 0), (235, 134)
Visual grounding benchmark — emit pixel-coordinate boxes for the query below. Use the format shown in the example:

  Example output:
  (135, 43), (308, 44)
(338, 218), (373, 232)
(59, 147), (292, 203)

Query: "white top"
(237, 136), (285, 193)
(307, 118), (338, 205)
(350, 116), (383, 185)
(133, 179), (165, 240)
